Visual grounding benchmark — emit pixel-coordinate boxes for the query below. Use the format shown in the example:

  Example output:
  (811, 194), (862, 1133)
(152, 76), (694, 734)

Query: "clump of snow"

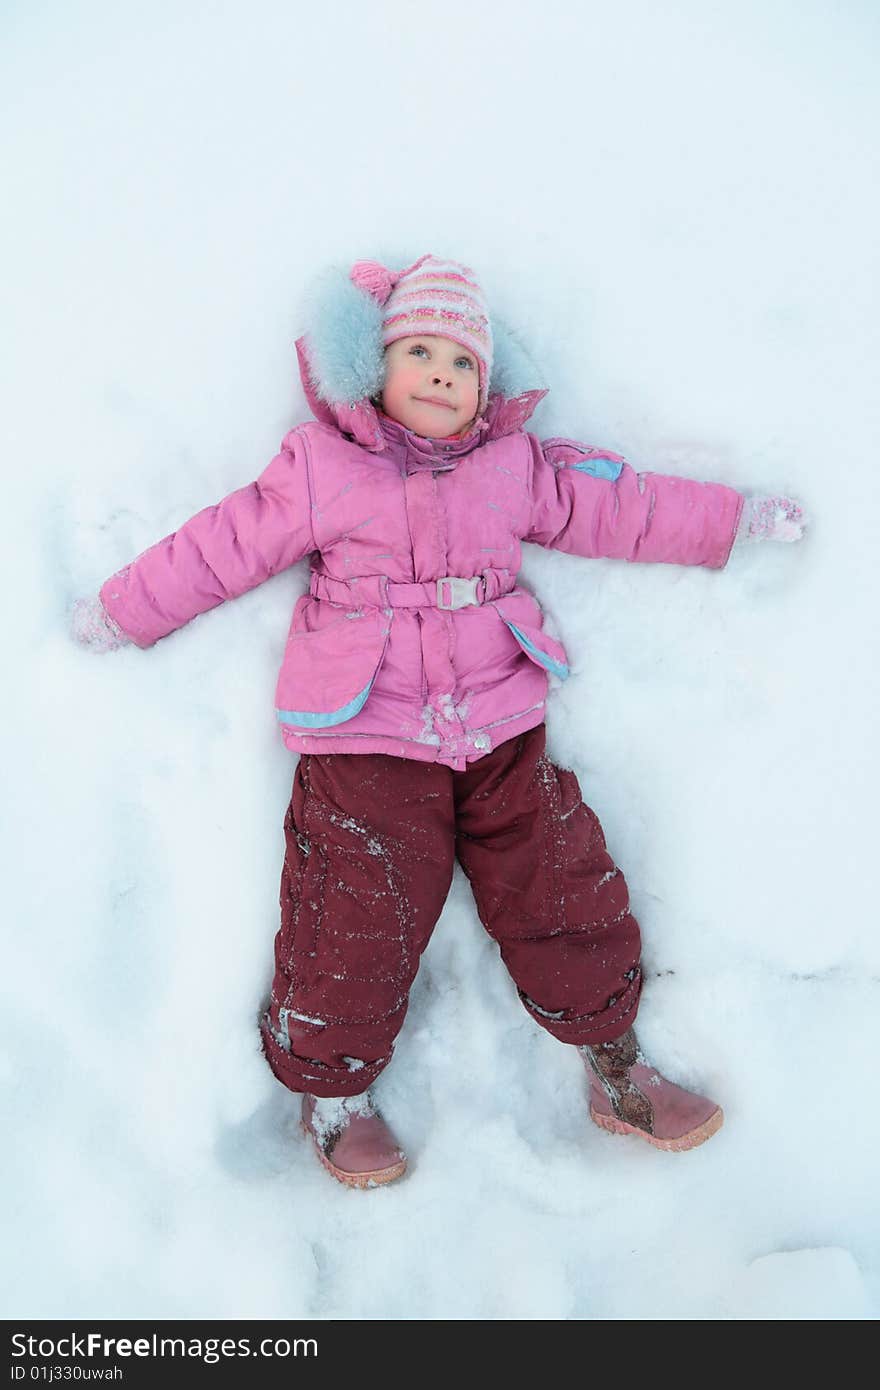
(418, 704), (442, 745)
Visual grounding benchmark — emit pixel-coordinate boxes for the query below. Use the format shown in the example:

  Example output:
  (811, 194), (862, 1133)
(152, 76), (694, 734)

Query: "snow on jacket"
(99, 274), (744, 771)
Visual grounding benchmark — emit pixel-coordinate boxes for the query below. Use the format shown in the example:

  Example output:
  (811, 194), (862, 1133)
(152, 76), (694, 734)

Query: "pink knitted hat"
(350, 254), (494, 414)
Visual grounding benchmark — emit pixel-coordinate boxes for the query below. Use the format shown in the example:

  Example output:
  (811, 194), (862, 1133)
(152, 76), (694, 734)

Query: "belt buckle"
(436, 576), (481, 610)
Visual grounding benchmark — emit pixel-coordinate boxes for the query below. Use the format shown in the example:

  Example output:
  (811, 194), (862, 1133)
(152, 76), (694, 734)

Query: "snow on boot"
(579, 1028), (723, 1152)
(301, 1092), (407, 1188)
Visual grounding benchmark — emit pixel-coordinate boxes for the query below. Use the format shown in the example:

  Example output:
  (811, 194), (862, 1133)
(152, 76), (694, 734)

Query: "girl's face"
(378, 335), (481, 438)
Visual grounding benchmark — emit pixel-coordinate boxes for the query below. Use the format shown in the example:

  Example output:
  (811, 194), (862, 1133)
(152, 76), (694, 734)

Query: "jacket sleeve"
(99, 429), (316, 648)
(525, 436), (744, 569)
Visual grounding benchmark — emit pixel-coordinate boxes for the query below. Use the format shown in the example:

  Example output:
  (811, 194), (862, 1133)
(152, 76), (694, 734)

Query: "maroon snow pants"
(260, 724), (642, 1097)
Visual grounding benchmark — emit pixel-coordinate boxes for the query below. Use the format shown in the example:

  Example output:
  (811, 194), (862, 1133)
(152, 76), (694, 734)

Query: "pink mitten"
(737, 495), (806, 544)
(71, 595), (130, 652)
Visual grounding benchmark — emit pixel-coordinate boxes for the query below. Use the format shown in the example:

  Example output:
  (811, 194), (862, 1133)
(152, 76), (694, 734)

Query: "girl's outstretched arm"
(525, 435), (747, 568)
(77, 429), (317, 650)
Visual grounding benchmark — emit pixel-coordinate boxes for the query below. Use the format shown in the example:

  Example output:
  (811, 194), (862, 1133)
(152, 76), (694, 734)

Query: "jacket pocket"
(490, 593), (571, 681)
(275, 597), (392, 729)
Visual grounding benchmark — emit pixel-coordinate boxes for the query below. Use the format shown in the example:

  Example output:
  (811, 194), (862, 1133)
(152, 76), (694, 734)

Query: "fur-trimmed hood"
(294, 259), (549, 452)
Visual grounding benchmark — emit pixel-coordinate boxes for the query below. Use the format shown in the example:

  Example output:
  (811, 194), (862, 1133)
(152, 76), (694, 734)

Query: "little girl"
(74, 254), (804, 1188)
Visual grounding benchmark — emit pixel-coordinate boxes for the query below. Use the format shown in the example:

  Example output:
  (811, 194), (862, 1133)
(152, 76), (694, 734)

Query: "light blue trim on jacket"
(277, 679), (374, 728)
(504, 622), (570, 680)
(567, 457), (623, 482)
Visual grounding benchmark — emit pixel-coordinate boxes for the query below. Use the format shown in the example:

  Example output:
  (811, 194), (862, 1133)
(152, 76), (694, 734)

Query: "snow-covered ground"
(3, 0), (878, 1319)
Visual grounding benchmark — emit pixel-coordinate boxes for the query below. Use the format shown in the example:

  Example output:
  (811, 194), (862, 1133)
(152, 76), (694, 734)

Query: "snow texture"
(2, 0), (878, 1321)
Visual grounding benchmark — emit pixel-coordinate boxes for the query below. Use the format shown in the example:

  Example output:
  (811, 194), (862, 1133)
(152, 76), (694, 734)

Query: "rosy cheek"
(385, 368), (413, 396)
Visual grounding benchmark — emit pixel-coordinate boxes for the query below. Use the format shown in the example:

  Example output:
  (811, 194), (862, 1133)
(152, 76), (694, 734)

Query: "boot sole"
(301, 1120), (408, 1189)
(589, 1104), (724, 1152)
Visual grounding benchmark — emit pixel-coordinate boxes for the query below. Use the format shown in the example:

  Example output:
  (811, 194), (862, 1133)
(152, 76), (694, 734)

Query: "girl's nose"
(431, 374), (452, 388)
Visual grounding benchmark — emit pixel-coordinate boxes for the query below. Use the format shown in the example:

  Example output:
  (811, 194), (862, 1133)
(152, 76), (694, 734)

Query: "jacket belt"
(309, 568), (516, 610)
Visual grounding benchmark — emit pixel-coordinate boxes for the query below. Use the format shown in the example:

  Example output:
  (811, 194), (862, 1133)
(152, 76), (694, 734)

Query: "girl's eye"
(408, 345), (474, 370)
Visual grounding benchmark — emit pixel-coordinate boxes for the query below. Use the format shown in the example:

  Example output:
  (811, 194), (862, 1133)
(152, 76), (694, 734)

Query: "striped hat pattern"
(350, 254), (494, 414)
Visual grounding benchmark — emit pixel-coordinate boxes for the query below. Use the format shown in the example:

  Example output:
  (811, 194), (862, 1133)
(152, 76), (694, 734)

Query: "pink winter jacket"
(100, 374), (743, 771)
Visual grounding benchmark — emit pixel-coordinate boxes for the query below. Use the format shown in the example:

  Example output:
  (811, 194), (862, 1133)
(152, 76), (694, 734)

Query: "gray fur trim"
(300, 264), (386, 406)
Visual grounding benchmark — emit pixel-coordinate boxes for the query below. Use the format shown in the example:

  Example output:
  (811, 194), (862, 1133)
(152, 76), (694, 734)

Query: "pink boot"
(579, 1029), (723, 1152)
(301, 1092), (407, 1188)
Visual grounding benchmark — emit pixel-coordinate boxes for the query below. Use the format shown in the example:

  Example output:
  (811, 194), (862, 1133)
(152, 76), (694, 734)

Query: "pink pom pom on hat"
(350, 254), (494, 414)
(349, 260), (399, 305)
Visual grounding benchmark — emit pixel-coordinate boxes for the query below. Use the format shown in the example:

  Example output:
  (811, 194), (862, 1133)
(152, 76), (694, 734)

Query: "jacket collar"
(374, 410), (489, 468)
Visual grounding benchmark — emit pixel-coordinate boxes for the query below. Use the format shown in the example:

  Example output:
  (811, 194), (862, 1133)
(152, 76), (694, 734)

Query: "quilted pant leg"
(454, 725), (643, 1045)
(260, 751), (455, 1097)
